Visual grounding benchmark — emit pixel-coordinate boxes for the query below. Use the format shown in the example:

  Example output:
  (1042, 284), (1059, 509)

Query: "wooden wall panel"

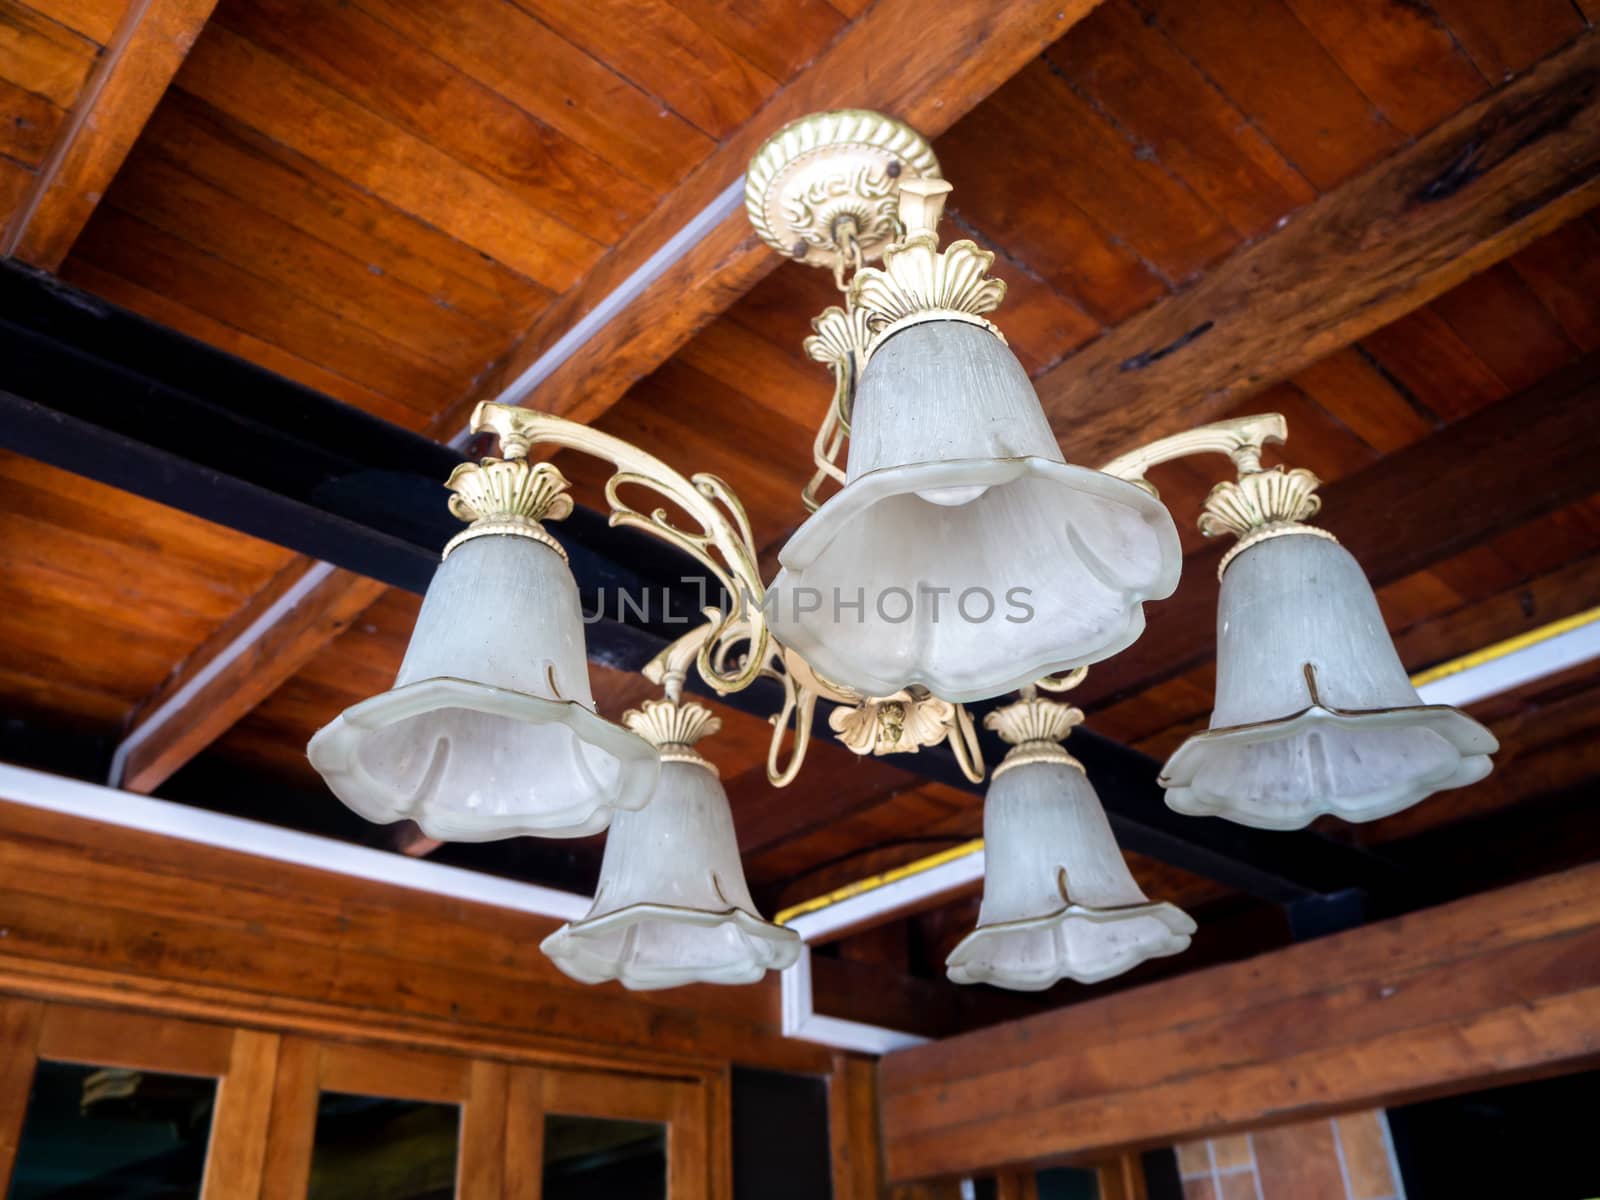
(0, 798), (827, 1075)
(878, 863), (1600, 1180)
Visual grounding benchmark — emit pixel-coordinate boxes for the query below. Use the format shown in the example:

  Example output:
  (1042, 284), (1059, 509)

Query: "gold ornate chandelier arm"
(641, 611), (723, 702)
(1033, 666), (1089, 694)
(1098, 413), (1288, 489)
(947, 702), (986, 785)
(766, 655), (824, 788)
(800, 304), (871, 512)
(471, 401), (768, 694)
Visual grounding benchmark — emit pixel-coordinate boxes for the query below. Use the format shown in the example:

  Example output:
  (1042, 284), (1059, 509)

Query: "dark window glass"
(308, 1091), (460, 1200)
(543, 1114), (667, 1199)
(9, 1060), (218, 1199)
(1037, 1166), (1100, 1199)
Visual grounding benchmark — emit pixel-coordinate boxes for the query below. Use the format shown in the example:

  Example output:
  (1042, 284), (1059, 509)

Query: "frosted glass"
(542, 761), (800, 990)
(1161, 533), (1497, 829)
(946, 760), (1194, 991)
(771, 321), (1181, 703)
(308, 535), (659, 840)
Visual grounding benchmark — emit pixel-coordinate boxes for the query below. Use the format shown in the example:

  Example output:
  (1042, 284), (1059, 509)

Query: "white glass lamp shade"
(770, 320), (1181, 703)
(542, 760), (801, 990)
(1161, 533), (1497, 830)
(946, 760), (1194, 991)
(307, 534), (659, 840)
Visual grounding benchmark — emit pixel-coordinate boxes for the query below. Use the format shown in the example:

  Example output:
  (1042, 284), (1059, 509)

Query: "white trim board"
(780, 946), (928, 1054)
(783, 846), (986, 944)
(0, 761), (590, 920)
(1414, 614), (1600, 709)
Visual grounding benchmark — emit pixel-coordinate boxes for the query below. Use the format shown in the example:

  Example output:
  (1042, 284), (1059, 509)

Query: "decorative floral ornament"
(829, 689), (959, 757)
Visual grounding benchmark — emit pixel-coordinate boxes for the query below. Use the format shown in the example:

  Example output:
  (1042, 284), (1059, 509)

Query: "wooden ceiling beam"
(878, 861), (1600, 1181)
(443, 0), (1106, 434)
(2, 0), (219, 268)
(1075, 353), (1600, 711)
(118, 563), (385, 794)
(1041, 30), (1600, 464)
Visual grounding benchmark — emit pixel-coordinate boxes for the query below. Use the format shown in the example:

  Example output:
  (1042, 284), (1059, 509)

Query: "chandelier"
(306, 111), (1497, 994)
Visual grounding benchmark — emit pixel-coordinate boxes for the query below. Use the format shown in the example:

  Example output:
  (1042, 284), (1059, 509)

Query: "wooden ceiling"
(2, 0), (1598, 1025)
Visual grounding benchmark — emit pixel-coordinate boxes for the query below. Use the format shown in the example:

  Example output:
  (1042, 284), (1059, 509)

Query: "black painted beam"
(0, 259), (1409, 905)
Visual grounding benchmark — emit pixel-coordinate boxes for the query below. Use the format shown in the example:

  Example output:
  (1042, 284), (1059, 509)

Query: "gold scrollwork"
(800, 303), (874, 511)
(471, 402), (769, 695)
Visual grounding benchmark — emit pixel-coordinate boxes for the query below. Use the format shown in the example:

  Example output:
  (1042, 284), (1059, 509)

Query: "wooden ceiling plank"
(1427, 0), (1587, 79)
(1042, 0), (1316, 242)
(878, 863), (1600, 1180)
(0, 455), (289, 583)
(58, 258), (429, 425)
(664, 0), (847, 86)
(1281, 0), (1489, 136)
(1039, 31), (1600, 465)
(1424, 261), (1583, 393)
(947, 59), (1240, 287)
(351, 0), (714, 195)
(1356, 307), (1508, 423)
(1131, 0), (1403, 190)
(70, 208), (460, 419)
(3, 0), (218, 268)
(1507, 212), (1600, 350)
(1390, 550), (1600, 679)
(457, 0), (1110, 434)
(0, 74), (66, 166)
(505, 0), (779, 139)
(173, 25), (605, 291)
(1073, 353), (1600, 710)
(937, 125), (1168, 328)
(23, 0), (123, 42)
(1287, 346), (1438, 454)
(214, 0), (658, 246)
(105, 150), (509, 374)
(142, 92), (553, 329)
(0, 0), (98, 107)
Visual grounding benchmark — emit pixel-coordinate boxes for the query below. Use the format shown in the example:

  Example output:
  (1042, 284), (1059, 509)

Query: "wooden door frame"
(0, 998), (281, 1200)
(504, 1061), (727, 1200)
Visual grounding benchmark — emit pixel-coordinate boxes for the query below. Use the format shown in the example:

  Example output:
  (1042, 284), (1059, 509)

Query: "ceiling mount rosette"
(745, 109), (941, 271)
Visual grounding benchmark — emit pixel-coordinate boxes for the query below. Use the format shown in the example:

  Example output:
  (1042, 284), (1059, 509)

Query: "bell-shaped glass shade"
(946, 759), (1194, 991)
(1161, 533), (1497, 830)
(308, 535), (659, 840)
(541, 760), (801, 990)
(769, 320), (1181, 703)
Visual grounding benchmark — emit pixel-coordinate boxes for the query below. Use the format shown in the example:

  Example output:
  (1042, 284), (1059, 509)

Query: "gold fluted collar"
(1199, 465), (1339, 578)
(442, 458), (574, 561)
(623, 697), (723, 773)
(985, 693), (1084, 779)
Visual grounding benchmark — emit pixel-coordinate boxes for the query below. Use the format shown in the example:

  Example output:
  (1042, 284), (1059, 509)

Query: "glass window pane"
(1038, 1166), (1100, 1199)
(9, 1060), (218, 1199)
(308, 1091), (460, 1200)
(543, 1114), (666, 1199)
